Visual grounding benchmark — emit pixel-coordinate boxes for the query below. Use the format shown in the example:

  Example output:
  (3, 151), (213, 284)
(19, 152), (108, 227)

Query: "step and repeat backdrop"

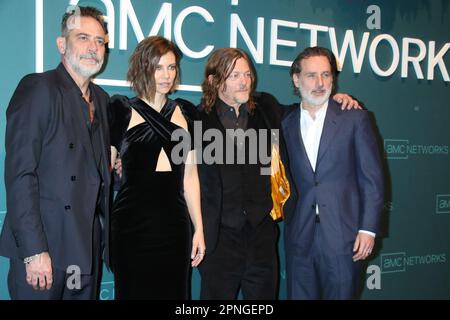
(0, 0), (449, 299)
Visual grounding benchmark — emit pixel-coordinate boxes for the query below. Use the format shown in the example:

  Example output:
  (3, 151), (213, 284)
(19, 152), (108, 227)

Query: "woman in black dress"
(109, 36), (205, 299)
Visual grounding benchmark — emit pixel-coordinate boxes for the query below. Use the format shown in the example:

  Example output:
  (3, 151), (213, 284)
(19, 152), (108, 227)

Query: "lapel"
(199, 104), (226, 179)
(202, 104), (226, 135)
(90, 85), (111, 185)
(283, 107), (314, 173)
(316, 99), (342, 167)
(55, 64), (96, 162)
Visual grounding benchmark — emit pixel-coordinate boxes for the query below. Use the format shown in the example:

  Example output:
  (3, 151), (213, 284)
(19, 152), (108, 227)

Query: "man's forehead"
(231, 58), (250, 71)
(300, 56), (331, 72)
(67, 16), (105, 35)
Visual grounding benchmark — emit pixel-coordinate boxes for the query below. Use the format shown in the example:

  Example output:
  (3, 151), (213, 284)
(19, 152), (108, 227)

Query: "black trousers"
(7, 214), (103, 300)
(199, 217), (279, 300)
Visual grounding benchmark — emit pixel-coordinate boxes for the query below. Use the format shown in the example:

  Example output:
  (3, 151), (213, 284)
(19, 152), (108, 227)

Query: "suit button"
(69, 143), (74, 149)
(243, 210), (247, 215)
(315, 181), (319, 186)
(64, 205), (71, 210)
(71, 176), (76, 181)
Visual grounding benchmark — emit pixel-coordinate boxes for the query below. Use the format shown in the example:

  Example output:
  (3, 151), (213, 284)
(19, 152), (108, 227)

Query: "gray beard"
(299, 85), (331, 107)
(65, 46), (103, 79)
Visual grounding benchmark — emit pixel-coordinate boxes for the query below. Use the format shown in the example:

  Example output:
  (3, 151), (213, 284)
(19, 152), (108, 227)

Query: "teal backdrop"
(0, 0), (449, 300)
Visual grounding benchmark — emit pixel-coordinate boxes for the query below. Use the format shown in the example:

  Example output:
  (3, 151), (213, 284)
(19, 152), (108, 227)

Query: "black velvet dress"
(109, 95), (192, 300)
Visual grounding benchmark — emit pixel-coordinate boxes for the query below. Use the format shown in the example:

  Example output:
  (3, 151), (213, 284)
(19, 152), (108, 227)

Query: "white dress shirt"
(300, 102), (328, 172)
(300, 102), (375, 238)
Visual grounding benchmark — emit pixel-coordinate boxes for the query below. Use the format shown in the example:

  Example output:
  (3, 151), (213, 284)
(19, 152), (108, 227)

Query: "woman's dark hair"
(127, 36), (181, 101)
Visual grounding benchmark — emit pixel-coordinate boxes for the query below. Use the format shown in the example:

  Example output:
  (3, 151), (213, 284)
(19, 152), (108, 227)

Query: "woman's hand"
(191, 229), (206, 267)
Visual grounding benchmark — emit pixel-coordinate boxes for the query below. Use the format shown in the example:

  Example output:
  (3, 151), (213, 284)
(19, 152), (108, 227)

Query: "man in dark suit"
(0, 6), (111, 299)
(281, 47), (384, 299)
(195, 48), (360, 300)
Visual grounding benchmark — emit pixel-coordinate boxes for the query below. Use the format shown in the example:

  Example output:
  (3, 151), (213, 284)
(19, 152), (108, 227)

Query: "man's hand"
(333, 93), (362, 110)
(114, 157), (122, 178)
(25, 252), (53, 290)
(352, 232), (375, 261)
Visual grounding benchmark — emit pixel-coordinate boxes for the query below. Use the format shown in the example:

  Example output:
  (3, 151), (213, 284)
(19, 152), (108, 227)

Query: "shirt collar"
(57, 63), (97, 102)
(216, 98), (250, 117)
(300, 100), (328, 121)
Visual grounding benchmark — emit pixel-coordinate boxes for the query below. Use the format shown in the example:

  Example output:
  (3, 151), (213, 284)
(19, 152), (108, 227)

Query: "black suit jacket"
(0, 63), (111, 274)
(193, 92), (284, 254)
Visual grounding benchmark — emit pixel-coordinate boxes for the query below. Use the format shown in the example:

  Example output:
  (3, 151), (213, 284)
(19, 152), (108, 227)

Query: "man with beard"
(194, 47), (360, 299)
(281, 47), (384, 299)
(0, 6), (111, 299)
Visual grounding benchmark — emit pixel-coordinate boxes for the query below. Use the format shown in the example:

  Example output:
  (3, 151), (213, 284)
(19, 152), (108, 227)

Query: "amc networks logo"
(384, 139), (409, 159)
(436, 194), (450, 214)
(380, 252), (447, 273)
(384, 139), (449, 160)
(380, 252), (406, 273)
(100, 281), (115, 300)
